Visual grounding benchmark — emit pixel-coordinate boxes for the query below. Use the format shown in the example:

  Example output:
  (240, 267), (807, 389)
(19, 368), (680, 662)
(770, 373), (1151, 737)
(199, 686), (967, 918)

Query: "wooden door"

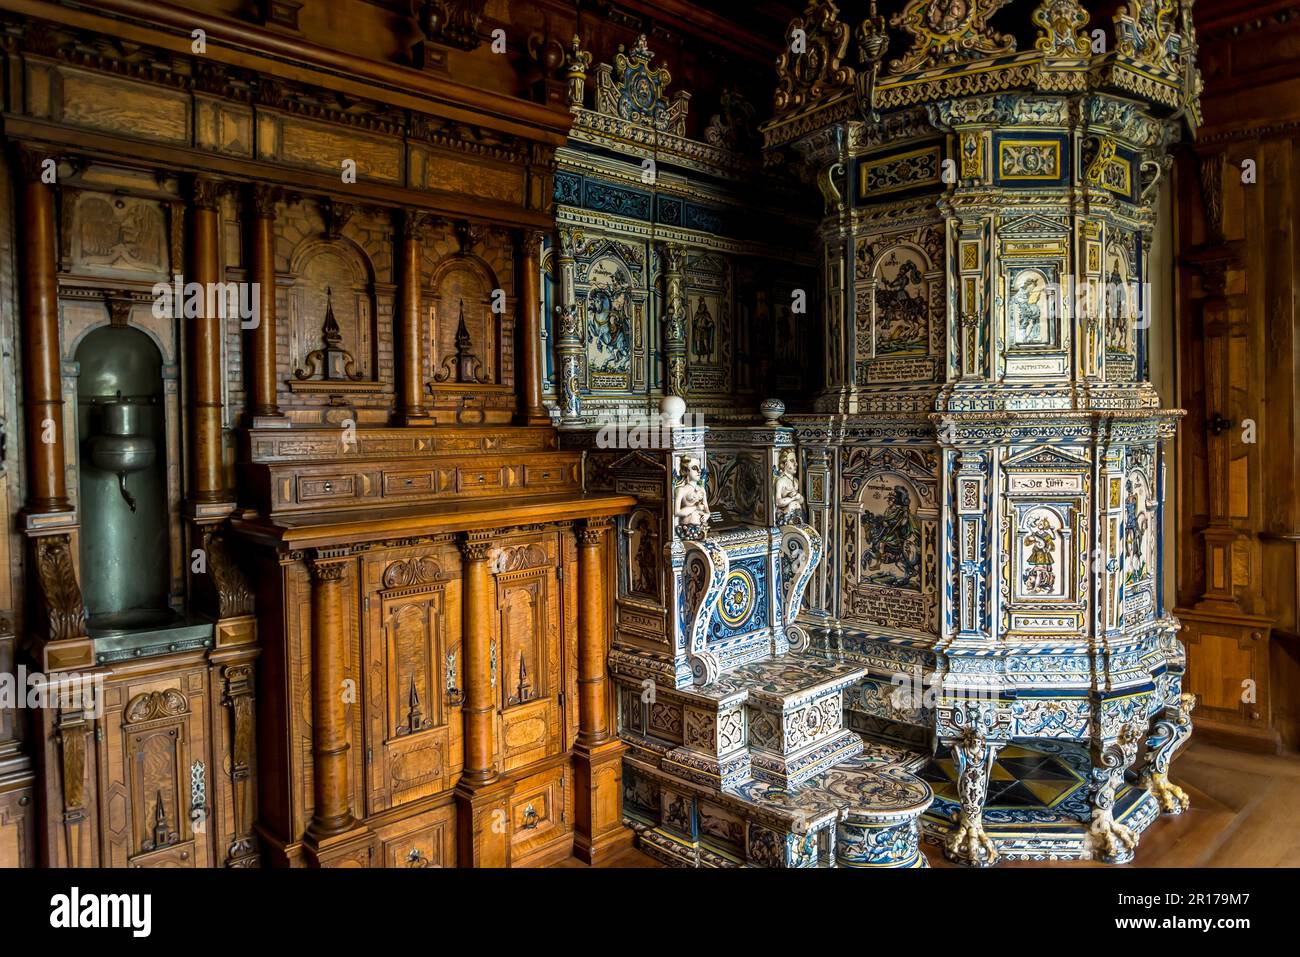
(494, 534), (563, 773)
(362, 550), (461, 815)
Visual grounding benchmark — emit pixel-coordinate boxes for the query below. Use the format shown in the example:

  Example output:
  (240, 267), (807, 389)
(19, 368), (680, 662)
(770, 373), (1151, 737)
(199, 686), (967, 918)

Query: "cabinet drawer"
(297, 473), (360, 502)
(376, 805), (456, 868)
(524, 463), (572, 489)
(383, 469), (435, 497)
(510, 764), (572, 863)
(457, 467), (504, 492)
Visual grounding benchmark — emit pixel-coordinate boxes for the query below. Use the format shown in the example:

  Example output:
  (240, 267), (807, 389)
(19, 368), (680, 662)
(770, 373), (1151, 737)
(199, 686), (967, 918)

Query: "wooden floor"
(556, 738), (1300, 867)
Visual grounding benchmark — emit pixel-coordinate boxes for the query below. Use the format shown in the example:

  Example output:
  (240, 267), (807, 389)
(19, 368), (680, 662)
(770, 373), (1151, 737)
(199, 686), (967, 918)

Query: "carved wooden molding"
(198, 525), (255, 619)
(56, 705), (90, 866)
(31, 535), (87, 643)
(125, 688), (189, 724)
(221, 663), (260, 867)
(382, 556), (444, 588)
(415, 0), (488, 52)
(497, 543), (548, 571)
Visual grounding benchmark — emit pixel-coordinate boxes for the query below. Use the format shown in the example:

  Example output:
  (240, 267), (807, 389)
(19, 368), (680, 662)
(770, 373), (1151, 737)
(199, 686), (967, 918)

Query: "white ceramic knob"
(661, 394), (686, 427)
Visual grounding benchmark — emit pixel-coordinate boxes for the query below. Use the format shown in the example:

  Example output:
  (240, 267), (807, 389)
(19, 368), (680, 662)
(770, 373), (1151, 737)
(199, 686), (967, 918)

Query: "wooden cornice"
(1, 115), (555, 228)
(601, 0), (786, 63)
(231, 491), (637, 549)
(1196, 0), (1300, 36)
(0, 0), (573, 145)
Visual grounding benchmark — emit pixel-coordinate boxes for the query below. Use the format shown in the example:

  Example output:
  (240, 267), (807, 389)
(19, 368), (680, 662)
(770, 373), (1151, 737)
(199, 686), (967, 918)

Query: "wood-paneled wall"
(1175, 0), (1300, 750)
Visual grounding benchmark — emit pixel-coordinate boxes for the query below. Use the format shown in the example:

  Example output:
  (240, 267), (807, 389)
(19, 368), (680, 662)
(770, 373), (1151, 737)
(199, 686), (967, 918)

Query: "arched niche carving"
(426, 253), (501, 385)
(286, 236), (380, 386)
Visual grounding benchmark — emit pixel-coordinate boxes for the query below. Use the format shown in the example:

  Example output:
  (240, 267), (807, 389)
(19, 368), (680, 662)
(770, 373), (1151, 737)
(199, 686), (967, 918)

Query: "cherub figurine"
(673, 455), (711, 539)
(773, 448), (805, 524)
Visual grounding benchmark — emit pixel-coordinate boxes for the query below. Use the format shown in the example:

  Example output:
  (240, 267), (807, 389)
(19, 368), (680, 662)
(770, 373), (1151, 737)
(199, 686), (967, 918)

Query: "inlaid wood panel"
(96, 662), (213, 868)
(510, 763), (572, 864)
(362, 545), (462, 815)
(0, 781), (35, 868)
(375, 803), (456, 868)
(494, 535), (564, 774)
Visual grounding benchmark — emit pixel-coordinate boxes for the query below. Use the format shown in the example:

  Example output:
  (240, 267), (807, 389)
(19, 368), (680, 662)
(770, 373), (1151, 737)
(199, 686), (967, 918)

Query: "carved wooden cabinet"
(234, 428), (633, 867)
(30, 637), (262, 869)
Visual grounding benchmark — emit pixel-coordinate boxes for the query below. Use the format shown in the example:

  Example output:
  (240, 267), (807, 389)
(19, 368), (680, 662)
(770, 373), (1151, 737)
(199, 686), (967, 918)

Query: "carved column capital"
(15, 146), (58, 183)
(458, 532), (493, 562)
(191, 176), (223, 211)
(577, 517), (611, 546)
(308, 549), (350, 582)
(249, 182), (281, 218)
(400, 209), (437, 244)
(556, 225), (577, 259)
(659, 241), (686, 274)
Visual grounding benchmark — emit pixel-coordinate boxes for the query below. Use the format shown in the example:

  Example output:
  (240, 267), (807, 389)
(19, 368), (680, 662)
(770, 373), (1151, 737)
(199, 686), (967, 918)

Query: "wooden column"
(458, 532), (495, 783)
(248, 184), (284, 424)
(576, 519), (612, 745)
(305, 549), (355, 844)
(454, 531), (513, 866)
(17, 148), (71, 515)
(189, 177), (227, 503)
(572, 517), (630, 863)
(396, 212), (432, 425)
(516, 229), (550, 424)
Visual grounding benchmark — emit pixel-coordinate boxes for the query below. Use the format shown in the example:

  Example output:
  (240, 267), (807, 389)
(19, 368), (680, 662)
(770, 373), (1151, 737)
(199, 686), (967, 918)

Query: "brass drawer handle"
(323, 481), (333, 492)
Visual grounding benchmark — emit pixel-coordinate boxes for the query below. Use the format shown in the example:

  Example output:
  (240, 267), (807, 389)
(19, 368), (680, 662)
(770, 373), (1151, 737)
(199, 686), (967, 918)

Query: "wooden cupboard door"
(0, 781), (35, 868)
(510, 763), (572, 864)
(363, 553), (460, 815)
(494, 537), (563, 774)
(376, 804), (456, 868)
(97, 666), (213, 868)
(1184, 621), (1271, 726)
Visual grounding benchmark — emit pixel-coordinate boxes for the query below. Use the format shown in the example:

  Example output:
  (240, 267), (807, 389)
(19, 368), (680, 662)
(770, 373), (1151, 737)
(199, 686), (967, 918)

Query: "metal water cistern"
(86, 390), (156, 512)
